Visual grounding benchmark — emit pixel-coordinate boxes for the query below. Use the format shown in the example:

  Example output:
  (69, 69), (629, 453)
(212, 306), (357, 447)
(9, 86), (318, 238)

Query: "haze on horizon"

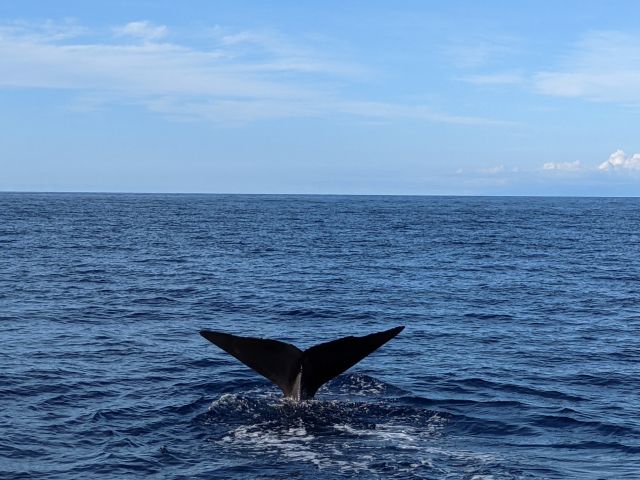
(1, 1), (639, 196)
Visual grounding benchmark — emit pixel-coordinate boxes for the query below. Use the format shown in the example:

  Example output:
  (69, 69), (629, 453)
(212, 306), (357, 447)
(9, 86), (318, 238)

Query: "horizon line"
(1, 189), (638, 199)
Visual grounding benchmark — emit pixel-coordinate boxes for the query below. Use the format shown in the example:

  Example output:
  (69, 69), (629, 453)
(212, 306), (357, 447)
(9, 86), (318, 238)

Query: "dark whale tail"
(199, 326), (404, 400)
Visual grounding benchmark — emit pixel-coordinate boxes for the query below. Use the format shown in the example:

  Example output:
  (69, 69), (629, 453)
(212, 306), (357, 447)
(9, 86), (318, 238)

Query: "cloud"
(0, 20), (503, 126)
(444, 36), (519, 69)
(456, 164), (521, 176)
(334, 101), (511, 126)
(534, 31), (640, 103)
(0, 19), (88, 41)
(461, 72), (523, 85)
(598, 149), (640, 171)
(542, 160), (581, 171)
(113, 21), (167, 41)
(453, 151), (639, 194)
(480, 164), (506, 174)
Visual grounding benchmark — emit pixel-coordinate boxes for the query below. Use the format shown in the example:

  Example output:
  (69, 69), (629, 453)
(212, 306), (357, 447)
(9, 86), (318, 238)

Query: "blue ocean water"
(1, 193), (639, 479)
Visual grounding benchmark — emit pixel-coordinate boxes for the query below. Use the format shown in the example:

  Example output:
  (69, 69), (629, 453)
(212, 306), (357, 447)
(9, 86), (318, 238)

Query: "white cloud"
(542, 160), (581, 171)
(113, 21), (167, 41)
(462, 72), (523, 85)
(444, 36), (519, 69)
(480, 164), (506, 174)
(598, 149), (640, 171)
(0, 20), (503, 126)
(456, 164), (522, 176)
(0, 19), (88, 41)
(534, 31), (640, 103)
(334, 101), (511, 126)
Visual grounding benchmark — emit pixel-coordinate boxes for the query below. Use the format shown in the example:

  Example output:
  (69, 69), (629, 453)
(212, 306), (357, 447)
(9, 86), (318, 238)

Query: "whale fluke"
(199, 326), (404, 400)
(198, 330), (303, 397)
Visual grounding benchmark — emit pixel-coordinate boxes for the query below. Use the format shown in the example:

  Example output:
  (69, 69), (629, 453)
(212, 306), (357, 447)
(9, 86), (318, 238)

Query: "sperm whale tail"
(199, 326), (404, 400)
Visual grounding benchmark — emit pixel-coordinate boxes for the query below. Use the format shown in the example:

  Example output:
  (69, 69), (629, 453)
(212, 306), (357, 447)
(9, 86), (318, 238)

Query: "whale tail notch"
(199, 326), (404, 400)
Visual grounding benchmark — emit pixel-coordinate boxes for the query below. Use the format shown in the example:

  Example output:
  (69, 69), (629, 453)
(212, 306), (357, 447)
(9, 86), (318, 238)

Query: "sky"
(1, 0), (639, 195)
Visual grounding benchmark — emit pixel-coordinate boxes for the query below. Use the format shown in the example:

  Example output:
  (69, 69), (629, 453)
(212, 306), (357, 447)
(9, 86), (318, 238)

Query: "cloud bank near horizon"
(598, 150), (640, 171)
(459, 150), (639, 180)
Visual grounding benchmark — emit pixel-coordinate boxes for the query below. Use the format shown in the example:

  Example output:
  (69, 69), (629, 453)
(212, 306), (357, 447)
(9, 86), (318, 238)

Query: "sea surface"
(1, 193), (639, 479)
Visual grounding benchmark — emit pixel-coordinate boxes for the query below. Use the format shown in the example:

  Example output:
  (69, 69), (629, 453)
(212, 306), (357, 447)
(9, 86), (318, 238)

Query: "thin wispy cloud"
(113, 21), (167, 41)
(0, 18), (88, 41)
(0, 20), (502, 126)
(456, 164), (518, 176)
(480, 164), (506, 174)
(0, 21), (318, 98)
(453, 30), (640, 109)
(334, 101), (511, 126)
(444, 36), (519, 69)
(534, 31), (640, 103)
(542, 160), (581, 171)
(461, 72), (523, 85)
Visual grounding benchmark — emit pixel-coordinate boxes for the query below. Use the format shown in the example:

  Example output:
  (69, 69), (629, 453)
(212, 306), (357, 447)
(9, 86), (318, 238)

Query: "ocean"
(1, 193), (638, 479)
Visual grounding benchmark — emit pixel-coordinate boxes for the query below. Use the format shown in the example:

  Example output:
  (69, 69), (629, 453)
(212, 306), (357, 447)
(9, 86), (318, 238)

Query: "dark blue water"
(1, 193), (639, 479)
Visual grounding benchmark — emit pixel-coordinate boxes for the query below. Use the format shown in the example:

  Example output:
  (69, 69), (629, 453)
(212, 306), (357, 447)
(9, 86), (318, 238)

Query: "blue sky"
(1, 1), (639, 195)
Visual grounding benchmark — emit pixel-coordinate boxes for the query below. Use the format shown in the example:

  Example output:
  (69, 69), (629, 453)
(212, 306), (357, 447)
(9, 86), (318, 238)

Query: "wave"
(530, 414), (639, 437)
(516, 440), (640, 454)
(453, 377), (586, 401)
